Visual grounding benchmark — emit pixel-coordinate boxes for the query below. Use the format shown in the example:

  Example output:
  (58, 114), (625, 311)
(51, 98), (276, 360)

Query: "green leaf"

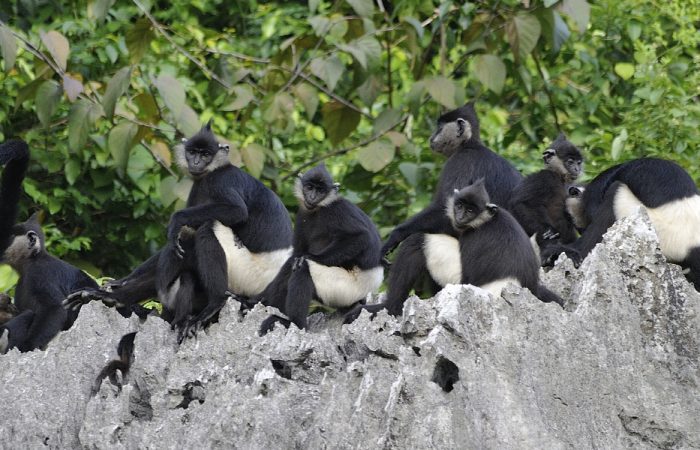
(424, 76), (457, 109)
(551, 11), (570, 54)
(40, 30), (70, 71)
(102, 66), (132, 120)
(627, 22), (642, 41)
(347, 0), (374, 17)
(292, 83), (318, 119)
(309, 16), (330, 37)
(357, 138), (394, 172)
(309, 0), (320, 13)
(126, 18), (154, 64)
(337, 36), (381, 69)
(64, 160), (81, 185)
(611, 129), (628, 160)
(127, 145), (155, 193)
(614, 63), (635, 80)
(223, 85), (254, 111)
(35, 80), (63, 127)
(310, 55), (344, 91)
(373, 108), (402, 136)
(506, 13), (541, 63)
(108, 122), (139, 171)
(88, 0), (116, 22)
(155, 74), (185, 119)
(177, 105), (201, 137)
(474, 55), (506, 94)
(544, 0), (559, 6)
(68, 100), (103, 151)
(357, 75), (382, 106)
(62, 74), (84, 102)
(0, 24), (17, 71)
(322, 101), (361, 145)
(398, 162), (419, 186)
(241, 143), (266, 177)
(560, 0), (590, 33)
(262, 92), (295, 131)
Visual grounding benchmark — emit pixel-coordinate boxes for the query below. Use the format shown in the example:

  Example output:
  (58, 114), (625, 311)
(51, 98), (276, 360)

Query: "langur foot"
(259, 315), (291, 336)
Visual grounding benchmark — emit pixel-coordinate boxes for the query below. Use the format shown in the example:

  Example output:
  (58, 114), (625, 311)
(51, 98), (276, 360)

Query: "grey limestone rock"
(0, 211), (698, 449)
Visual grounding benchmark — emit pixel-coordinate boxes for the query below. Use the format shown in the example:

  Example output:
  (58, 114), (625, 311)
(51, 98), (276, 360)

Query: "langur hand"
(541, 228), (560, 240)
(292, 255), (307, 271)
(62, 288), (124, 311)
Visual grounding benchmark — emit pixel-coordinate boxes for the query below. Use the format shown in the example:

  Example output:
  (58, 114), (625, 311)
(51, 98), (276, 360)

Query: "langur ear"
(333, 182), (340, 192)
(205, 119), (212, 131)
(181, 138), (188, 144)
(486, 203), (499, 214)
(456, 118), (467, 137)
(218, 143), (230, 153)
(543, 149), (556, 163)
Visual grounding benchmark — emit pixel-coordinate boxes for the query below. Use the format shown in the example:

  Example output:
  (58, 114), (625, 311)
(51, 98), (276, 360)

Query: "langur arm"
(381, 204), (453, 257)
(308, 231), (365, 267)
(167, 190), (248, 240)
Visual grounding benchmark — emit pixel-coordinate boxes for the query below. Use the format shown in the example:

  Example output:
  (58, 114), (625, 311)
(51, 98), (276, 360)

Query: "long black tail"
(91, 332), (137, 396)
(0, 139), (29, 254)
(536, 283), (565, 308)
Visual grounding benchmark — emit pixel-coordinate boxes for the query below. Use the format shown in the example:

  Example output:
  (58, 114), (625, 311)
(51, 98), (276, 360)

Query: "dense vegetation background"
(0, 0), (698, 289)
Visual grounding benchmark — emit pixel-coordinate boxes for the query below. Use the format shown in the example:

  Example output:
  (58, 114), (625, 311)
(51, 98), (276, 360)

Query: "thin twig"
(205, 48), (270, 64)
(133, 0), (232, 90)
(533, 51), (561, 132)
(140, 140), (177, 176)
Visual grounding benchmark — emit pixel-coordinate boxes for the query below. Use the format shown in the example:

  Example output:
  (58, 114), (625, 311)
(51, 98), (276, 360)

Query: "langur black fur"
(0, 139), (29, 254)
(0, 215), (99, 353)
(380, 102), (523, 258)
(509, 133), (583, 266)
(65, 121), (294, 341)
(91, 332), (136, 396)
(258, 164), (383, 334)
(345, 180), (563, 323)
(566, 158), (700, 290)
(0, 293), (18, 326)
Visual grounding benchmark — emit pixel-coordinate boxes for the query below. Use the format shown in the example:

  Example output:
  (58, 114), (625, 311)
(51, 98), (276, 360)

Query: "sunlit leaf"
(474, 55), (506, 94)
(108, 122), (139, 171)
(62, 74), (84, 102)
(68, 100), (103, 151)
(0, 24), (17, 71)
(159, 176), (179, 207)
(293, 83), (318, 119)
(310, 55), (344, 91)
(506, 13), (541, 62)
(560, 0), (590, 33)
(386, 131), (408, 148)
(338, 36), (381, 69)
(102, 66), (132, 120)
(65, 160), (81, 185)
(126, 18), (154, 64)
(88, 0), (116, 22)
(177, 105), (201, 137)
(611, 128), (628, 160)
(155, 74), (185, 119)
(347, 0), (374, 17)
(424, 76), (457, 109)
(40, 30), (70, 71)
(357, 138), (394, 172)
(35, 80), (63, 127)
(127, 145), (155, 193)
(322, 101), (361, 145)
(223, 85), (254, 111)
(241, 143), (266, 177)
(150, 140), (172, 167)
(614, 63), (635, 80)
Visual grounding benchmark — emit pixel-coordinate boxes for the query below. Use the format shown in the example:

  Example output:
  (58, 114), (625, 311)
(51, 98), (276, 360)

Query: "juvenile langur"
(380, 103), (523, 258)
(566, 158), (700, 290)
(509, 134), (583, 266)
(565, 185), (586, 233)
(259, 164), (383, 334)
(65, 122), (294, 341)
(0, 293), (18, 326)
(345, 180), (564, 323)
(91, 332), (136, 396)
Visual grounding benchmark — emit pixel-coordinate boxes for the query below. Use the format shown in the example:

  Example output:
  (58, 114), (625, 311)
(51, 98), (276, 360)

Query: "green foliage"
(0, 0), (697, 286)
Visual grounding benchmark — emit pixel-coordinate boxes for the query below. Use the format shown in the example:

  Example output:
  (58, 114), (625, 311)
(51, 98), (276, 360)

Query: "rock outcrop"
(0, 211), (698, 449)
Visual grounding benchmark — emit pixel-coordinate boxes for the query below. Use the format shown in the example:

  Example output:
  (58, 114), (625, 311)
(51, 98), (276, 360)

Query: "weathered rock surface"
(0, 211), (698, 449)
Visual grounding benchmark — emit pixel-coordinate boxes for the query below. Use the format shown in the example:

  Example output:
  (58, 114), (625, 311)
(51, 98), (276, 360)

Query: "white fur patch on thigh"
(424, 234), (461, 287)
(213, 221), (292, 297)
(307, 261), (383, 308)
(614, 186), (700, 262)
(158, 276), (181, 310)
(478, 277), (520, 298)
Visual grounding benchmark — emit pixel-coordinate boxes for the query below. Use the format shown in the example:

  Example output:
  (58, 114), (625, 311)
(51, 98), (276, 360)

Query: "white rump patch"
(613, 185), (700, 262)
(213, 221), (292, 297)
(424, 234), (461, 286)
(307, 261), (383, 308)
(478, 277), (521, 298)
(158, 277), (181, 310)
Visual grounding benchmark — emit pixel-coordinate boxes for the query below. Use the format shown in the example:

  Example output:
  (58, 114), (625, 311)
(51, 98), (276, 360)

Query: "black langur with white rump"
(564, 158), (700, 289)
(0, 139), (100, 353)
(380, 103), (523, 257)
(345, 180), (563, 322)
(258, 164), (383, 334)
(64, 122), (294, 340)
(509, 133), (583, 266)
